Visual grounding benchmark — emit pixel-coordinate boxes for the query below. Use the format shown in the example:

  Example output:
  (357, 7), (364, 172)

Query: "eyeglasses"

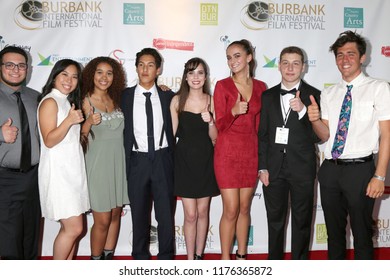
(1, 62), (28, 71)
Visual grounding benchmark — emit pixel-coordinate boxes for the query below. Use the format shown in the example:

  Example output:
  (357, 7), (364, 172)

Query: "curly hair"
(81, 56), (126, 108)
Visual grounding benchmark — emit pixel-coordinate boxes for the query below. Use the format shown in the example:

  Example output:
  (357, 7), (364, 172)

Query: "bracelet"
(209, 122), (214, 126)
(373, 175), (386, 182)
(258, 169), (268, 174)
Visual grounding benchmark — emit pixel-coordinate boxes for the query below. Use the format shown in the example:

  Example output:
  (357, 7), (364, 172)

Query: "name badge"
(275, 127), (289, 144)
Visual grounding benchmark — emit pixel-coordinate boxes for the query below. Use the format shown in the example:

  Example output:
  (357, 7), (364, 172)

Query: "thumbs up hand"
(1, 118), (18, 143)
(67, 104), (84, 125)
(307, 95), (320, 122)
(289, 90), (305, 112)
(87, 106), (102, 125)
(231, 93), (248, 117)
(201, 103), (213, 124)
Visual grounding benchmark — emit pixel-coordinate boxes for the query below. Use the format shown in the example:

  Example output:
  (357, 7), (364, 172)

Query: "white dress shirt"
(280, 81), (306, 122)
(321, 72), (390, 159)
(133, 84), (168, 152)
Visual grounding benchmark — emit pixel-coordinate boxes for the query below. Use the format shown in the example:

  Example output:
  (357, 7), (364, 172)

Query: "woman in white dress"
(38, 59), (90, 260)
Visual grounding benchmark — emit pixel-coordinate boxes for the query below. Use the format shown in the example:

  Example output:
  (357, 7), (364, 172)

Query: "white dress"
(38, 89), (90, 221)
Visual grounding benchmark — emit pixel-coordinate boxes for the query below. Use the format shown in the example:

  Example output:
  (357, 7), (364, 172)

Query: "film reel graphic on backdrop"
(241, 1), (273, 30)
(14, 0), (43, 30)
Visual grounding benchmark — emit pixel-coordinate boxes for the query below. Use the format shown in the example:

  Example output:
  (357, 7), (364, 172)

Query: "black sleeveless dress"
(174, 112), (219, 198)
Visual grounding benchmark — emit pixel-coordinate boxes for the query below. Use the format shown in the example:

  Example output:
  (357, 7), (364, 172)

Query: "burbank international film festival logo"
(344, 7), (363, 28)
(240, 1), (326, 31)
(14, 0), (103, 30)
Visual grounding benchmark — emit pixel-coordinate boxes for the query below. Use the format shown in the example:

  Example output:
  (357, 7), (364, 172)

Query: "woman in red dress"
(213, 39), (266, 259)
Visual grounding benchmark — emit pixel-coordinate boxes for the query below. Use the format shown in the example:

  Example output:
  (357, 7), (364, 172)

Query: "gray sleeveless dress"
(85, 104), (129, 212)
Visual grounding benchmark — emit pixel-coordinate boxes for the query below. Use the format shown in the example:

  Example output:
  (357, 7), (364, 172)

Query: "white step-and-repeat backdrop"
(1, 0), (389, 257)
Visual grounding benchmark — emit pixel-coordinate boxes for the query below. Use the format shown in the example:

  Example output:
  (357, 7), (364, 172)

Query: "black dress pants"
(0, 165), (41, 259)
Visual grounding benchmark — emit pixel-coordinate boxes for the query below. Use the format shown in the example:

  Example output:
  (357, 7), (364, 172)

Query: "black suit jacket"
(120, 85), (175, 176)
(258, 80), (321, 181)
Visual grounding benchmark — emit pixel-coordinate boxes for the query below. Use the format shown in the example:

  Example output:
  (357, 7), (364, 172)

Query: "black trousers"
(127, 148), (175, 260)
(0, 165), (41, 259)
(318, 160), (376, 259)
(263, 158), (315, 260)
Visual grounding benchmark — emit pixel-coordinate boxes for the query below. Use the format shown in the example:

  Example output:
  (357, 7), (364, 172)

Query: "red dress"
(213, 77), (266, 189)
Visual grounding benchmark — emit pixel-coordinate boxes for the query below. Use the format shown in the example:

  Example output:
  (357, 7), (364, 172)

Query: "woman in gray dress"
(81, 57), (129, 260)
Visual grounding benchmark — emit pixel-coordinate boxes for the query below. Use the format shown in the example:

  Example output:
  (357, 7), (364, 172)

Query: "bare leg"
(103, 207), (123, 255)
(235, 187), (255, 259)
(219, 188), (240, 260)
(90, 211), (111, 257)
(195, 197), (211, 257)
(182, 198), (197, 260)
(53, 215), (84, 260)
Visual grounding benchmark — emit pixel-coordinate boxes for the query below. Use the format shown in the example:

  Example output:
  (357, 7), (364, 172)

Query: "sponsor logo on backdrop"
(14, 0), (103, 30)
(305, 59), (317, 67)
(175, 225), (217, 251)
(0, 35), (6, 50)
(220, 35), (231, 49)
(0, 36), (32, 53)
(37, 53), (94, 66)
(253, 192), (262, 200)
(263, 55), (278, 68)
(344, 7), (363, 28)
(241, 1), (326, 31)
(153, 38), (194, 51)
(384, 186), (390, 195)
(108, 49), (134, 65)
(234, 226), (254, 246)
(38, 53), (53, 66)
(316, 224), (327, 244)
(381, 46), (390, 58)
(200, 3), (218, 25)
(128, 225), (159, 252)
(373, 219), (390, 246)
(123, 3), (144, 25)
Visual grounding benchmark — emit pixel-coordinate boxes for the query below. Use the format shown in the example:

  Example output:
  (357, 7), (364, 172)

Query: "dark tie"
(280, 88), (297, 96)
(14, 91), (31, 171)
(331, 85), (353, 159)
(143, 92), (155, 160)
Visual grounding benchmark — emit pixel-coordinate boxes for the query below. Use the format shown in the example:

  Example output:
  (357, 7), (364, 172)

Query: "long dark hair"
(39, 59), (83, 109)
(176, 57), (210, 113)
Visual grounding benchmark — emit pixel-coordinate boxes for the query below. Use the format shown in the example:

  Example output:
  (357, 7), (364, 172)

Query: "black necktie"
(14, 91), (31, 171)
(280, 88), (297, 96)
(143, 92), (155, 160)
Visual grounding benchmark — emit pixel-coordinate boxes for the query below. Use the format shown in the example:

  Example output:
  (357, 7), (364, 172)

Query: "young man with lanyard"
(258, 46), (321, 259)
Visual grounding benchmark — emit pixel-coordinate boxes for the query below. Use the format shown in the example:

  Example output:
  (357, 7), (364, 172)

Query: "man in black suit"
(258, 46), (321, 259)
(121, 48), (175, 260)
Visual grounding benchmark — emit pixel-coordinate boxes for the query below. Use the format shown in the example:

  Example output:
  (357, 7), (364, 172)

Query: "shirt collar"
(281, 80), (301, 91)
(341, 72), (366, 88)
(136, 84), (158, 97)
(0, 82), (23, 95)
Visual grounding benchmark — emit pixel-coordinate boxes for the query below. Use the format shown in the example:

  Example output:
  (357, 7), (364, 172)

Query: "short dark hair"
(329, 30), (366, 57)
(135, 48), (163, 69)
(0, 46), (28, 63)
(280, 46), (305, 64)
